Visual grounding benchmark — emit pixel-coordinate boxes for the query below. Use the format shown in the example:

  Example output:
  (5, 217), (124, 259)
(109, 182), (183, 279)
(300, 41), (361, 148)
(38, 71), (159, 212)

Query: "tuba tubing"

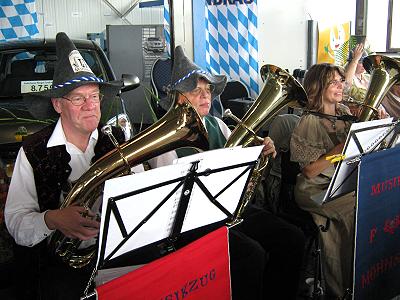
(225, 64), (307, 224)
(359, 55), (400, 121)
(49, 96), (209, 268)
(225, 64), (307, 148)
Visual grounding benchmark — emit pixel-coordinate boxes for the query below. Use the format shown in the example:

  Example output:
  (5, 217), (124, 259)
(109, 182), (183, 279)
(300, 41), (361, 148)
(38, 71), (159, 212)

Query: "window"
(387, 0), (400, 51)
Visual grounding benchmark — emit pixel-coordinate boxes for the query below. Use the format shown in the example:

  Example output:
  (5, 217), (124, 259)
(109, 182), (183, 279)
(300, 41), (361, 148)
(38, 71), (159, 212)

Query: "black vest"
(23, 123), (125, 212)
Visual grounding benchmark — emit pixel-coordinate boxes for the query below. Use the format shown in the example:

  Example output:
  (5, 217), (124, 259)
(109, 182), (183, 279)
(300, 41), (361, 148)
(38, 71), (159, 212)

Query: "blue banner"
(204, 0), (259, 97)
(354, 146), (400, 300)
(0, 0), (39, 42)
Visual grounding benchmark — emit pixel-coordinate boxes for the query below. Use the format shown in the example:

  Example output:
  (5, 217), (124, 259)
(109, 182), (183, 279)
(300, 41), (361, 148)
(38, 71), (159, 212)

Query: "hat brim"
(29, 77), (122, 98)
(24, 79), (123, 120)
(174, 72), (227, 100)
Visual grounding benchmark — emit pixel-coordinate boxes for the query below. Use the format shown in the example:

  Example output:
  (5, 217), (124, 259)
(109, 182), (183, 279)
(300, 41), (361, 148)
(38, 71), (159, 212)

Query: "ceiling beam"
(121, 0), (141, 18)
(101, 0), (141, 25)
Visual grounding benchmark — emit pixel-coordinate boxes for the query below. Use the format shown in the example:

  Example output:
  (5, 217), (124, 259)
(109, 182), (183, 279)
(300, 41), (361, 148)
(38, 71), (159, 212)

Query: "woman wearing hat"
(149, 46), (306, 300)
(5, 32), (124, 300)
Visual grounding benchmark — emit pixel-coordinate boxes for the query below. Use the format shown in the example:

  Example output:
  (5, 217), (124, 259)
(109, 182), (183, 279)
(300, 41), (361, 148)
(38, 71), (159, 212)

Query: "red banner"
(96, 226), (231, 300)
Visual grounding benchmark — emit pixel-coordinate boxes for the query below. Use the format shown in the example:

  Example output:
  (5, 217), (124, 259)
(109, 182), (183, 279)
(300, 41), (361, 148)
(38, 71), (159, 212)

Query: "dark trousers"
(229, 229), (265, 300)
(39, 262), (92, 300)
(235, 205), (306, 300)
(13, 242), (92, 300)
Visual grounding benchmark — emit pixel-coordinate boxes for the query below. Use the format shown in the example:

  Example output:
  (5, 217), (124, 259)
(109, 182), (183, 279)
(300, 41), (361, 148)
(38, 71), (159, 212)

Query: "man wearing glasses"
(5, 32), (123, 300)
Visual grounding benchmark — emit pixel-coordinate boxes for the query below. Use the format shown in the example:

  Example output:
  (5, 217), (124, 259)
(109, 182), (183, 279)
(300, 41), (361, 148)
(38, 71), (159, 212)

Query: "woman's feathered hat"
(170, 45), (227, 99)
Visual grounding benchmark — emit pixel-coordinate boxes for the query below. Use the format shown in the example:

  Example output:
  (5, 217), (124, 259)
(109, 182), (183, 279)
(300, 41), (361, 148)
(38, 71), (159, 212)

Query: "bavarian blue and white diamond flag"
(163, 0), (171, 56)
(0, 0), (39, 42)
(205, 0), (259, 97)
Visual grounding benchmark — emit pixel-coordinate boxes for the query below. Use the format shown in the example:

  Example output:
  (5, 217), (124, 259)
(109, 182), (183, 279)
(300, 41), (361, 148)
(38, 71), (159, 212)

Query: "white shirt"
(352, 73), (370, 90)
(148, 116), (231, 168)
(5, 118), (98, 247)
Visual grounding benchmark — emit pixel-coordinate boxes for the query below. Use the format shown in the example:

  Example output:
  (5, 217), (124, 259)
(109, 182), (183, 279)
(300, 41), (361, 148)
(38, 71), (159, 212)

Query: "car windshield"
(0, 49), (106, 98)
(147, 37), (160, 42)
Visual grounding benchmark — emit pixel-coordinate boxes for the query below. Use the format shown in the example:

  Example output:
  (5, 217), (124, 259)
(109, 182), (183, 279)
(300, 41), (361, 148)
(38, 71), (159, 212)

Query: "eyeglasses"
(328, 78), (346, 87)
(62, 92), (104, 106)
(189, 84), (215, 96)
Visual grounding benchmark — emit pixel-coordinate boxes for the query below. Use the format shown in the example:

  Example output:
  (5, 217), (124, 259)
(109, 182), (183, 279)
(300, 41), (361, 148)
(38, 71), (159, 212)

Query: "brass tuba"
(358, 55), (400, 121)
(225, 64), (307, 225)
(49, 93), (209, 268)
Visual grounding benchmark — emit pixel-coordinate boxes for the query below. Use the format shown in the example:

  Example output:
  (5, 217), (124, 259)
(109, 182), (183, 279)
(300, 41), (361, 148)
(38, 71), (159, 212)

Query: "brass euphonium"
(49, 93), (209, 268)
(359, 55), (400, 121)
(225, 65), (307, 225)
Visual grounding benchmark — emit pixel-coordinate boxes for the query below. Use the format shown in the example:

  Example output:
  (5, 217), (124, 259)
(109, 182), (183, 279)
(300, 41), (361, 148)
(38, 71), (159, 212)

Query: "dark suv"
(0, 38), (137, 281)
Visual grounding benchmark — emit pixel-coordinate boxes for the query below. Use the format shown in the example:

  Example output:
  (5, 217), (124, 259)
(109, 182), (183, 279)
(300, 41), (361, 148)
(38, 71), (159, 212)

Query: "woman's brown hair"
(303, 63), (345, 112)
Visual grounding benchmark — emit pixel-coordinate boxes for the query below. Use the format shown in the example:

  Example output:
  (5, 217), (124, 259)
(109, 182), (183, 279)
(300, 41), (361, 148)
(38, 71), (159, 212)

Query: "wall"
(258, 0), (308, 72)
(34, 0), (360, 72)
(35, 0), (163, 39)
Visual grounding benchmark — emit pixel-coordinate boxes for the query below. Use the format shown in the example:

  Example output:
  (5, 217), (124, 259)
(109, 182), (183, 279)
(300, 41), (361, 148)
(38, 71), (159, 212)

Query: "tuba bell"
(358, 55), (400, 121)
(225, 64), (307, 225)
(48, 92), (209, 268)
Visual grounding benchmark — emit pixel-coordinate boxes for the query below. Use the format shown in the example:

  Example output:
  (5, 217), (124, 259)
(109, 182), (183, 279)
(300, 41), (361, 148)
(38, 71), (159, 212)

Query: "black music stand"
(95, 146), (263, 275)
(323, 118), (400, 203)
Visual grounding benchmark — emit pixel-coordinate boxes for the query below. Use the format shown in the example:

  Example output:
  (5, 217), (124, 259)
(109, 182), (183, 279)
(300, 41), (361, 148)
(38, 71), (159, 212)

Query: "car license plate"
(21, 80), (53, 93)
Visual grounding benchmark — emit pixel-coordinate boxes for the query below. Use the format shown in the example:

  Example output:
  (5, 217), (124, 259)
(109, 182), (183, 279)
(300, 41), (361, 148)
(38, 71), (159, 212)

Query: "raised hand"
(352, 43), (365, 62)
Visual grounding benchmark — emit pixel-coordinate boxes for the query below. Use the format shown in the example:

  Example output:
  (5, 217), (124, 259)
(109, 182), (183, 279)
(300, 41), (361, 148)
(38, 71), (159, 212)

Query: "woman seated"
(290, 63), (355, 298)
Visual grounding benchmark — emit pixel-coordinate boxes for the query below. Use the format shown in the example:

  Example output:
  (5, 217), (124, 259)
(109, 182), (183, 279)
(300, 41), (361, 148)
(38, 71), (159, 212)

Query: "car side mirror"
(120, 74), (140, 93)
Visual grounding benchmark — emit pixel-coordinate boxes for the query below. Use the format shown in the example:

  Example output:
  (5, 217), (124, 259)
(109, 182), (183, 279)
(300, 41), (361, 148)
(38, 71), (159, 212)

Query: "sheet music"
(323, 118), (394, 202)
(97, 145), (263, 266)
(341, 118), (394, 161)
(98, 164), (186, 265)
(174, 146), (264, 232)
